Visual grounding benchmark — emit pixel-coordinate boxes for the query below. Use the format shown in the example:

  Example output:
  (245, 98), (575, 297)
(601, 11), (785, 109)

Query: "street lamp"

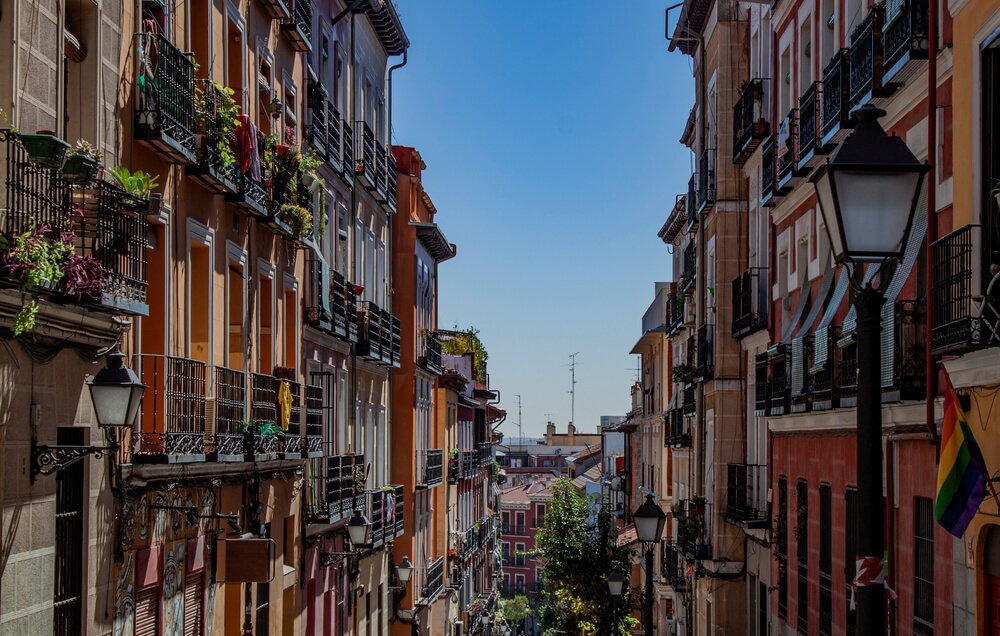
(633, 494), (666, 635)
(607, 570), (624, 632)
(346, 509), (371, 548)
(811, 103), (928, 636)
(396, 556), (413, 587)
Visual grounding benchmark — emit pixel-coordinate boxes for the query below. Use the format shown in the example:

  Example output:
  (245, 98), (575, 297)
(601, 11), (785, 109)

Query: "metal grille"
(883, 0), (929, 79)
(356, 121), (375, 179)
(848, 7), (885, 108)
(733, 78), (769, 164)
(761, 135), (776, 202)
(770, 347), (790, 416)
(306, 82), (327, 157)
(211, 366), (246, 456)
(251, 373), (279, 425)
(698, 148), (715, 209)
(375, 142), (387, 195)
(822, 49), (852, 139)
(819, 484), (833, 636)
(1, 130), (73, 233)
(135, 32), (196, 153)
(197, 82), (240, 188)
(798, 81), (822, 160)
(777, 109), (799, 184)
(328, 102), (342, 165)
(342, 121), (354, 174)
(387, 151), (397, 209)
(695, 323), (714, 381)
(914, 497), (935, 634)
(422, 556), (445, 600)
(54, 428), (84, 636)
(134, 354), (207, 457)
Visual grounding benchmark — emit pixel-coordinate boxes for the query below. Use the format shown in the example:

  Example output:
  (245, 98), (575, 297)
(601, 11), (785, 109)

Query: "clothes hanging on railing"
(234, 114), (261, 181)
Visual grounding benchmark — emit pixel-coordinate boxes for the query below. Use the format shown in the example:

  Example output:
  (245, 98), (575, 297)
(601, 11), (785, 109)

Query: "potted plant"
(17, 131), (70, 170)
(62, 139), (103, 185)
(59, 253), (106, 303)
(278, 204), (313, 238)
(0, 225), (74, 335)
(107, 167), (160, 209)
(353, 464), (367, 494)
(672, 364), (690, 382)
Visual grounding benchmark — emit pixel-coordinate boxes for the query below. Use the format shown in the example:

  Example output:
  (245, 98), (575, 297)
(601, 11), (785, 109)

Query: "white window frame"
(186, 219), (214, 363)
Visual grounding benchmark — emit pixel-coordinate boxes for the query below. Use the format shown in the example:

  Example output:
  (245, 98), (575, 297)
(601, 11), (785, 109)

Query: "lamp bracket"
(31, 438), (118, 482)
(319, 551), (355, 567)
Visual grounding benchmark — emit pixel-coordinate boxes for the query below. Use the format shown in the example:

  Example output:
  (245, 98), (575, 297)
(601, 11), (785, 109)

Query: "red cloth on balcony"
(234, 114), (261, 180)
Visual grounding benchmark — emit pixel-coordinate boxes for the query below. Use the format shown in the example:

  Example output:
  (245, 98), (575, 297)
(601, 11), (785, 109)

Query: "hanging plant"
(211, 83), (241, 168)
(279, 204), (313, 238)
(60, 253), (106, 302)
(17, 132), (70, 170)
(1, 225), (74, 335)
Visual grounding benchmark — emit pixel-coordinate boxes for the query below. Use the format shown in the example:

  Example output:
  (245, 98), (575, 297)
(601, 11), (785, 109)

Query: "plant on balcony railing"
(135, 32), (197, 159)
(63, 140), (103, 186)
(1, 225), (73, 335)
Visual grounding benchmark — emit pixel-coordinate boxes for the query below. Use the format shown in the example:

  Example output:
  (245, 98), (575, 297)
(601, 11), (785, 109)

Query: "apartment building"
(499, 478), (553, 636)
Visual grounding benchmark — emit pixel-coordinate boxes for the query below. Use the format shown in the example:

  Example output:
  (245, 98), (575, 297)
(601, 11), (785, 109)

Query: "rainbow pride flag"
(935, 372), (988, 537)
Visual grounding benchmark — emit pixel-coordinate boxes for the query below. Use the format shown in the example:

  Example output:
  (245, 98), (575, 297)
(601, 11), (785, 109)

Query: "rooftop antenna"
(568, 352), (579, 428)
(516, 394), (524, 444)
(627, 357), (641, 383)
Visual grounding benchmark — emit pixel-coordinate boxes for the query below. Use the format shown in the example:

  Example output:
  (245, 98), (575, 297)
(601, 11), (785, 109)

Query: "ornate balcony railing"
(278, 377), (303, 457)
(249, 373), (280, 457)
(754, 353), (769, 416)
(209, 366), (247, 461)
(776, 109), (799, 188)
(305, 82), (328, 157)
(665, 408), (688, 448)
(327, 101), (343, 170)
(811, 325), (841, 411)
(761, 135), (777, 205)
(303, 384), (323, 457)
(226, 127), (267, 217)
(280, 0), (312, 51)
(134, 32), (197, 163)
(421, 556), (445, 601)
(790, 335), (813, 413)
(932, 225), (1000, 353)
(726, 463), (769, 528)
(821, 49), (853, 145)
(331, 270), (358, 342)
(420, 449), (444, 487)
(797, 82), (823, 168)
(849, 6), (888, 109)
(323, 453), (365, 521)
(883, 0), (929, 84)
(420, 330), (443, 374)
(355, 121), (375, 186)
(680, 242), (697, 292)
(357, 301), (399, 365)
(677, 499), (712, 560)
(732, 267), (768, 338)
(769, 345), (791, 416)
(189, 82), (240, 194)
(695, 323), (714, 382)
(697, 149), (716, 212)
(733, 78), (770, 164)
(661, 542), (687, 590)
(131, 355), (206, 461)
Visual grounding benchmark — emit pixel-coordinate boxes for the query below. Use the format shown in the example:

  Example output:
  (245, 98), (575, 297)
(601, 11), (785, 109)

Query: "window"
(227, 244), (247, 369)
(257, 264), (274, 373)
(515, 543), (525, 567)
(54, 427), (85, 635)
(777, 476), (788, 621)
(135, 586), (160, 636)
(183, 571), (204, 636)
(796, 479), (808, 635)
(255, 523), (271, 635)
(535, 504), (545, 528)
(983, 38), (1000, 223)
(819, 484), (832, 636)
(845, 487), (857, 636)
(188, 223), (213, 364)
(914, 497), (934, 634)
(799, 16), (813, 88)
(283, 278), (297, 370)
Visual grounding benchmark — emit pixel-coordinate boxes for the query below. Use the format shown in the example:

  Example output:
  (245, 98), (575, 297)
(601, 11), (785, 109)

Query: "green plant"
(672, 364), (690, 381)
(1, 225), (73, 335)
(107, 167), (160, 199)
(71, 139), (102, 162)
(448, 448), (459, 459)
(353, 464), (366, 494)
(441, 327), (490, 384)
(279, 204), (313, 238)
(212, 83), (241, 168)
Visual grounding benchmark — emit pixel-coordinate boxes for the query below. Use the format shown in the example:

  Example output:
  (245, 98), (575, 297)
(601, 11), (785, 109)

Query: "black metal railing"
(331, 271), (358, 342)
(798, 82), (822, 164)
(732, 267), (768, 338)
(420, 331), (443, 374)
(665, 408), (688, 448)
(422, 556), (445, 600)
(681, 242), (697, 292)
(777, 109), (799, 186)
(375, 141), (387, 196)
(661, 542), (687, 590)
(821, 49), (853, 142)
(697, 149), (715, 210)
(421, 449), (444, 486)
(849, 6), (886, 108)
(323, 453), (365, 520)
(502, 523), (527, 536)
(683, 384), (696, 416)
(357, 301), (399, 365)
(840, 334), (859, 407)
(304, 384), (323, 457)
(677, 499), (712, 560)
(686, 174), (698, 226)
(192, 82), (240, 192)
(811, 326), (841, 411)
(932, 225), (1000, 353)
(882, 299), (927, 402)
(726, 463), (768, 527)
(135, 32), (196, 159)
(0, 129), (73, 232)
(210, 366), (247, 459)
(281, 0), (312, 51)
(667, 290), (684, 335)
(341, 120), (354, 177)
(278, 377), (303, 456)
(132, 355), (206, 460)
(356, 121), (375, 183)
(761, 135), (776, 204)
(387, 151), (397, 210)
(305, 254), (331, 331)
(883, 0), (929, 83)
(306, 83), (328, 157)
(733, 78), (769, 164)
(327, 101), (342, 168)
(755, 353), (770, 416)
(249, 373), (280, 456)
(695, 323), (714, 382)
(790, 335), (813, 413)
(227, 127), (267, 216)
(770, 346), (790, 416)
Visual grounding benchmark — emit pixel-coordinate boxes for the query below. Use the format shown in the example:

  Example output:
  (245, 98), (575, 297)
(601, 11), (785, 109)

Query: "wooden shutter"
(183, 574), (204, 636)
(135, 587), (160, 636)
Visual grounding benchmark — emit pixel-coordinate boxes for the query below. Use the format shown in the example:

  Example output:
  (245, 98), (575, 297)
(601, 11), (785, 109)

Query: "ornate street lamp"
(811, 103), (928, 636)
(607, 570), (624, 633)
(396, 556), (413, 587)
(346, 509), (371, 548)
(633, 494), (666, 635)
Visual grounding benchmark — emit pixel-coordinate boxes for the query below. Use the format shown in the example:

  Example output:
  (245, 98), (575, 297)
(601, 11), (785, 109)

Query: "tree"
(532, 479), (639, 635)
(440, 326), (489, 383)
(499, 596), (530, 634)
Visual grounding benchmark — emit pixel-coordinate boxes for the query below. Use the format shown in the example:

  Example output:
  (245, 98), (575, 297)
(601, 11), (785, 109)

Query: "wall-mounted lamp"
(270, 97), (282, 120)
(319, 509), (372, 567)
(150, 504), (240, 528)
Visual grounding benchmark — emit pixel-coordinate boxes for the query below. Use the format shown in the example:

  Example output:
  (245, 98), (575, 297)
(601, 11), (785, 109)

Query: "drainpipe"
(387, 50), (408, 147)
(923, 0), (939, 441)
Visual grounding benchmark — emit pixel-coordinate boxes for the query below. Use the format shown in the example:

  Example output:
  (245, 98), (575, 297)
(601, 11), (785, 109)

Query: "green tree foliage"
(533, 479), (639, 635)
(441, 326), (489, 383)
(499, 595), (530, 629)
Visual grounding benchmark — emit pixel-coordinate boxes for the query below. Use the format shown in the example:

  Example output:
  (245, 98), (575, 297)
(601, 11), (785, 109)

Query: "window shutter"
(135, 587), (160, 636)
(184, 574), (204, 636)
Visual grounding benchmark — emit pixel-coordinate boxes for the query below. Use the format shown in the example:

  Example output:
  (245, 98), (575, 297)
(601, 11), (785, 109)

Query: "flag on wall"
(935, 371), (989, 537)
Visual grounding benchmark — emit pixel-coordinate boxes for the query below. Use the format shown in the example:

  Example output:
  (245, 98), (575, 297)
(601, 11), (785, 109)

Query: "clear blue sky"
(392, 1), (695, 438)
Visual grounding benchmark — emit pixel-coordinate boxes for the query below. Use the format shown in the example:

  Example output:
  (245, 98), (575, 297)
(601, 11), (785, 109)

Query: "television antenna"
(567, 352), (579, 428)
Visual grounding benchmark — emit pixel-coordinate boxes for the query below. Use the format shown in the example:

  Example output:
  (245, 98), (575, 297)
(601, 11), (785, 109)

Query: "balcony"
(697, 149), (716, 213)
(732, 268), (768, 338)
(666, 290), (684, 336)
(374, 142), (387, 200)
(776, 109), (800, 190)
(419, 331), (443, 374)
(331, 271), (358, 342)
(305, 255), (332, 331)
(131, 355), (206, 462)
(820, 49), (854, 147)
(387, 151), (397, 211)
(478, 441), (493, 466)
(882, 0), (929, 85)
(249, 373), (281, 459)
(754, 353), (769, 416)
(661, 542), (687, 590)
(449, 449), (481, 482)
(357, 301), (400, 366)
(677, 499), (712, 560)
(665, 408), (688, 448)
(321, 453), (365, 522)
(732, 78), (770, 165)
(797, 82), (825, 170)
(187, 83), (240, 194)
(686, 174), (699, 229)
(225, 127), (268, 218)
(420, 556), (445, 601)
(849, 5), (894, 109)
(326, 101), (343, 172)
(280, 0), (312, 51)
(810, 325), (841, 411)
(419, 449), (444, 487)
(358, 485), (405, 549)
(761, 135), (777, 206)
(502, 523), (527, 536)
(303, 384), (323, 458)
(680, 242), (697, 293)
(341, 120), (355, 184)
(209, 366), (248, 461)
(279, 378), (304, 458)
(694, 323), (714, 382)
(134, 33), (197, 163)
(726, 464), (768, 528)
(305, 83), (328, 158)
(258, 0), (290, 19)
(839, 299), (926, 404)
(683, 384), (696, 417)
(355, 121), (376, 188)
(932, 225), (1000, 353)
(790, 335), (813, 413)
(769, 345), (790, 416)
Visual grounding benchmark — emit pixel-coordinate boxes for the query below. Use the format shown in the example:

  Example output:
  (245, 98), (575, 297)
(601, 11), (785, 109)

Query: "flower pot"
(307, 177), (323, 194)
(275, 144), (290, 157)
(18, 133), (70, 170)
(147, 192), (163, 216)
(300, 172), (315, 189)
(62, 154), (101, 185)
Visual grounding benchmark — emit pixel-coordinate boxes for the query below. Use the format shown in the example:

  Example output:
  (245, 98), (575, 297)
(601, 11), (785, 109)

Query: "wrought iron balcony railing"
(305, 254), (332, 331)
(327, 101), (343, 171)
(697, 149), (716, 212)
(323, 453), (365, 521)
(776, 109), (799, 188)
(821, 49), (853, 145)
(754, 353), (769, 416)
(790, 335), (813, 413)
(355, 121), (375, 187)
(420, 330), (443, 374)
(249, 372), (281, 457)
(810, 325), (841, 411)
(280, 0), (312, 51)
(683, 385), (696, 417)
(226, 127), (267, 217)
(797, 82), (823, 169)
(421, 556), (445, 601)
(357, 301), (399, 365)
(849, 5), (890, 109)
(331, 271), (358, 342)
(665, 408), (688, 448)
(769, 345), (791, 416)
(303, 384), (323, 457)
(680, 242), (697, 293)
(694, 323), (714, 382)
(387, 150), (397, 211)
(840, 299), (926, 404)
(342, 120), (355, 180)
(131, 355), (206, 462)
(732, 267), (768, 338)
(761, 135), (777, 205)
(305, 82), (328, 158)
(932, 224), (1000, 353)
(686, 174), (698, 228)
(188, 82), (240, 194)
(883, 0), (929, 84)
(726, 463), (769, 528)
(209, 365), (247, 461)
(733, 78), (770, 164)
(134, 32), (197, 163)
(420, 448), (444, 487)
(666, 290), (684, 336)
(375, 141), (387, 198)
(278, 377), (304, 457)
(661, 542), (687, 590)
(677, 499), (712, 560)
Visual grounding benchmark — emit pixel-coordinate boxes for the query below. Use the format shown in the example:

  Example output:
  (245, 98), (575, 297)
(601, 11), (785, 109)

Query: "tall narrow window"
(255, 523), (271, 635)
(778, 476), (788, 622)
(189, 241), (211, 364)
(284, 284), (297, 370)
(983, 39), (1000, 224)
(228, 259), (245, 369)
(258, 271), (273, 373)
(819, 484), (832, 635)
(796, 479), (808, 634)
(846, 487), (857, 636)
(914, 497), (934, 634)
(54, 427), (85, 636)
(226, 17), (245, 110)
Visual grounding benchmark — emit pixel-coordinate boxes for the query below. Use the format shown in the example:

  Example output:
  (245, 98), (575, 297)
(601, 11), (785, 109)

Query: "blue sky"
(392, 1), (695, 438)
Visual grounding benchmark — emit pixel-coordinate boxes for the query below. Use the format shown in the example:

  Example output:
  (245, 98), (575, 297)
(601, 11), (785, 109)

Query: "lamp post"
(607, 570), (624, 633)
(811, 104), (928, 636)
(634, 494), (666, 635)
